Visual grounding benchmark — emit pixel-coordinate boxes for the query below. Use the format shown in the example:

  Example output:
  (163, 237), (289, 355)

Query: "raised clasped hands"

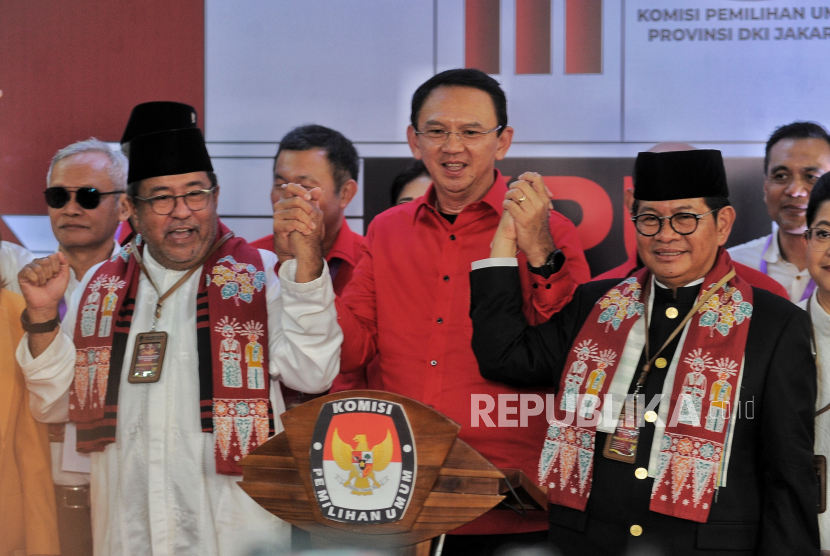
(272, 183), (325, 282)
(499, 172), (557, 266)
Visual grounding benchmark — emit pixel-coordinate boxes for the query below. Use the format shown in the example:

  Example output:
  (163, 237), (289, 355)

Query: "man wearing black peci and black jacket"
(470, 149), (819, 555)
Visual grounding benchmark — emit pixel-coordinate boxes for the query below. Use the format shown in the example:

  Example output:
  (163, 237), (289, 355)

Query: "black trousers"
(437, 531), (554, 556)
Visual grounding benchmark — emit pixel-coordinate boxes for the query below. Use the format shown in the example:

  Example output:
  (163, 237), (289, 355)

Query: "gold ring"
(518, 196), (527, 202)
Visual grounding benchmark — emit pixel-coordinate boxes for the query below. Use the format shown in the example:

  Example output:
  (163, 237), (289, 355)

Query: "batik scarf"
(538, 248), (753, 522)
(69, 221), (272, 475)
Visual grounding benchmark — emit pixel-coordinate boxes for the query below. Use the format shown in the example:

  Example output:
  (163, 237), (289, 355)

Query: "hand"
(18, 252), (69, 321)
(272, 184), (322, 263)
(504, 172), (556, 267)
(490, 209), (518, 258)
(289, 204), (326, 283)
(271, 183), (325, 282)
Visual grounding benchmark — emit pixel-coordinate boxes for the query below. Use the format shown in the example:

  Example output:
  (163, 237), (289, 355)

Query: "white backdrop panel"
(211, 158), (274, 216)
(206, 0), (435, 143)
(436, 0), (623, 142)
(624, 0), (830, 142)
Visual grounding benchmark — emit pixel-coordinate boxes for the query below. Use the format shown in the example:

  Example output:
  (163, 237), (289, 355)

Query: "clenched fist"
(18, 252), (70, 320)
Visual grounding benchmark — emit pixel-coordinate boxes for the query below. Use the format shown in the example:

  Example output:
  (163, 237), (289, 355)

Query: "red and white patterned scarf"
(539, 249), (753, 522)
(69, 221), (273, 475)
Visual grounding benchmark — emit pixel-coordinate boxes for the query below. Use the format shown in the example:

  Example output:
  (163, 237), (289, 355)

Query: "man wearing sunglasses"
(470, 149), (818, 554)
(45, 138), (129, 295)
(16, 127), (342, 555)
(33, 137), (128, 556)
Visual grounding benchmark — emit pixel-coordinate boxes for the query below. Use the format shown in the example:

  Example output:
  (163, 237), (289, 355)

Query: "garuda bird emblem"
(332, 428), (393, 495)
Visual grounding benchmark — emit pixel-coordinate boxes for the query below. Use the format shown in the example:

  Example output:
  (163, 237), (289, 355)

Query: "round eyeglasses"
(413, 125), (502, 144)
(133, 187), (215, 216)
(805, 227), (830, 251)
(631, 209), (717, 237)
(44, 187), (123, 210)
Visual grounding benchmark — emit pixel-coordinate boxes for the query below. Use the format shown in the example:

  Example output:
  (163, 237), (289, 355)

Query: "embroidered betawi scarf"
(68, 221), (272, 475)
(539, 249), (753, 522)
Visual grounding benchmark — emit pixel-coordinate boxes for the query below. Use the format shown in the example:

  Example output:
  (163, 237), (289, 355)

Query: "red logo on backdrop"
(310, 398), (416, 524)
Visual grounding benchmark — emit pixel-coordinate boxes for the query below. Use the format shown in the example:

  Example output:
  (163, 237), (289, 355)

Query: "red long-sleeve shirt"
(335, 171), (591, 535)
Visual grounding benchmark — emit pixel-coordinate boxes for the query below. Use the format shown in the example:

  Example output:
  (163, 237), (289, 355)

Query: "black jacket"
(470, 268), (819, 556)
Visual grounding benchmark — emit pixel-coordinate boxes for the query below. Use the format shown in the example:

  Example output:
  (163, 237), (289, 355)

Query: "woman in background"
(801, 171), (830, 555)
(0, 268), (60, 556)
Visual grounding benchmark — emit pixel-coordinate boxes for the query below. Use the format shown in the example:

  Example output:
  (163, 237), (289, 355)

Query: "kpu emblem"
(309, 398), (416, 524)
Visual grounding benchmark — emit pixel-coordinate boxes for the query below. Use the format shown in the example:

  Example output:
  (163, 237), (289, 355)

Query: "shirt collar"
(811, 291), (830, 335)
(67, 239), (122, 284)
(326, 219), (361, 266)
(654, 277), (705, 289)
(763, 221), (781, 264)
(412, 169), (507, 224)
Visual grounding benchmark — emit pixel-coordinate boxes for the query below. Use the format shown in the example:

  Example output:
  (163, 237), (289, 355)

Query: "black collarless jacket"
(470, 267), (818, 556)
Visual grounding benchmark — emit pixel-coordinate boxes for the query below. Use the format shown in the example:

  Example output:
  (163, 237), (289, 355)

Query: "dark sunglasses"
(44, 187), (123, 210)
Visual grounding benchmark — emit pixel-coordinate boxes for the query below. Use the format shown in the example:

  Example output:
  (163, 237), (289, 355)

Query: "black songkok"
(127, 128), (213, 184)
(634, 150), (729, 201)
(120, 101), (198, 145)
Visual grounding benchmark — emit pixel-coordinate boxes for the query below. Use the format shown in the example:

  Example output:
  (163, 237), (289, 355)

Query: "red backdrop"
(0, 0), (205, 227)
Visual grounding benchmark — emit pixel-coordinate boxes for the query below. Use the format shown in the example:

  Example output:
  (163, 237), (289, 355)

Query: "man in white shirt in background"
(17, 125), (341, 556)
(729, 121), (830, 302)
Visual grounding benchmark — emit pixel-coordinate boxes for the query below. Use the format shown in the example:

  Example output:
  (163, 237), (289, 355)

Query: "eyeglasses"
(44, 187), (123, 210)
(413, 125), (503, 144)
(133, 187), (215, 216)
(631, 209), (717, 237)
(805, 227), (830, 251)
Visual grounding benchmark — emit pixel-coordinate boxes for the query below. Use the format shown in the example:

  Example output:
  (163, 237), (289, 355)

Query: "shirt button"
(532, 283), (539, 289)
(644, 410), (658, 423)
(443, 275), (450, 281)
(450, 234), (456, 240)
(430, 360), (437, 366)
(797, 276), (802, 280)
(655, 357), (667, 369)
(630, 524), (643, 537)
(635, 467), (648, 480)
(437, 318), (443, 324)
(545, 284), (551, 289)
(665, 307), (679, 319)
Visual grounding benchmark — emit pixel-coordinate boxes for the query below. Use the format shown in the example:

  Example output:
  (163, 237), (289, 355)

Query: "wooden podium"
(239, 390), (546, 553)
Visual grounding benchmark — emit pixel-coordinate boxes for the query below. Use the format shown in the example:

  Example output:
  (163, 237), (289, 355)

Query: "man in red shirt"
(251, 124), (364, 294)
(251, 125), (368, 401)
(273, 69), (591, 554)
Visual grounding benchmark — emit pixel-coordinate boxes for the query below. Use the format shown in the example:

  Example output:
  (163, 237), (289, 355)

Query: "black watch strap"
(21, 309), (60, 333)
(527, 249), (565, 279)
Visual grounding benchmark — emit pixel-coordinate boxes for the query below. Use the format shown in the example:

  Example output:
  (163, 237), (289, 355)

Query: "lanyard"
(635, 270), (736, 396)
(760, 233), (816, 301)
(132, 231), (234, 330)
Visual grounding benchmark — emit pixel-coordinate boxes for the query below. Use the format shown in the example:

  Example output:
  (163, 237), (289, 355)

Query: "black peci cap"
(127, 128), (213, 184)
(634, 150), (729, 201)
(120, 101), (198, 145)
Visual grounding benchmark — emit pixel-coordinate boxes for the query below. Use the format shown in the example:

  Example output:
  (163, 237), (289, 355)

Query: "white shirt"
(799, 292), (830, 550)
(728, 222), (811, 303)
(17, 248), (342, 556)
(0, 241), (35, 295)
(52, 241), (122, 487)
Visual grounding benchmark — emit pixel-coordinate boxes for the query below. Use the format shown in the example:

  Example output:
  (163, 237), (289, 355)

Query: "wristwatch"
(21, 309), (60, 333)
(527, 249), (565, 279)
